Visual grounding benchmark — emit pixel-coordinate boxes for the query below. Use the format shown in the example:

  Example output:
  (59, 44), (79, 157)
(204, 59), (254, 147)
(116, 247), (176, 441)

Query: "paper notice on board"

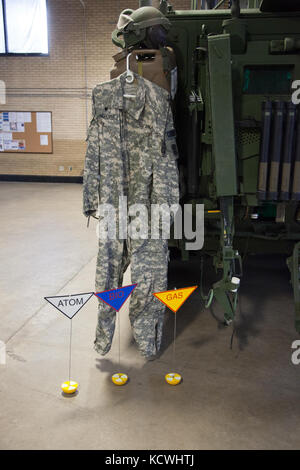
(18, 140), (25, 150)
(10, 141), (19, 151)
(36, 112), (51, 133)
(40, 135), (48, 146)
(1, 132), (13, 140)
(2, 122), (10, 132)
(23, 112), (31, 123)
(9, 112), (17, 122)
(16, 112), (24, 123)
(4, 140), (12, 150)
(17, 122), (25, 132)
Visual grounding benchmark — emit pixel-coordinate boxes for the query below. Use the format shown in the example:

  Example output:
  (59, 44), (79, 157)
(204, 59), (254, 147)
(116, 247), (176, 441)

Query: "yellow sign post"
(153, 286), (198, 385)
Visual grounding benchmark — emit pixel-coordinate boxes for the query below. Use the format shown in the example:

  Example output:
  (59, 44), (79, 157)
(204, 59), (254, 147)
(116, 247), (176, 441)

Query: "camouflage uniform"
(83, 72), (179, 358)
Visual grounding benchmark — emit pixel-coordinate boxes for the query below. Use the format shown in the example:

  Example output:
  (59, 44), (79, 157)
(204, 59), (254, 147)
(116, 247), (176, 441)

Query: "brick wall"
(0, 0), (190, 178)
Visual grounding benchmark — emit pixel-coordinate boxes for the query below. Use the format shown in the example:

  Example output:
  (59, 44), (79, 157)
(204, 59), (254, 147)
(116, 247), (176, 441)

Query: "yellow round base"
(61, 380), (78, 394)
(165, 372), (182, 386)
(112, 373), (128, 386)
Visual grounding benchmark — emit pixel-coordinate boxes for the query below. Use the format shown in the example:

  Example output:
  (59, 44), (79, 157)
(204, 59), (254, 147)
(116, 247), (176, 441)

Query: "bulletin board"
(0, 111), (53, 154)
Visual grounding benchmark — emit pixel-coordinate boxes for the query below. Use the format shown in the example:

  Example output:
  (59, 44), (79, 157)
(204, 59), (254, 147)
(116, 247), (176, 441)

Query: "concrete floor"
(0, 182), (300, 450)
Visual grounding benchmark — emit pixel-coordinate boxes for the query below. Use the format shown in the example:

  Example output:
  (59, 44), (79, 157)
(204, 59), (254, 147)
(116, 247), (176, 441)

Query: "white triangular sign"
(44, 292), (94, 319)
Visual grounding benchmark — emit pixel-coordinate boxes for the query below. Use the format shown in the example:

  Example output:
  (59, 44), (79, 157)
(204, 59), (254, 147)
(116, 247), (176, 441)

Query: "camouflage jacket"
(83, 71), (179, 218)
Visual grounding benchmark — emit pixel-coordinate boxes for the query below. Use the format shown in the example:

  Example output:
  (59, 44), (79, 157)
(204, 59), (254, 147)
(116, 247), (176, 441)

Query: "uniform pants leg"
(94, 238), (129, 355)
(129, 238), (169, 358)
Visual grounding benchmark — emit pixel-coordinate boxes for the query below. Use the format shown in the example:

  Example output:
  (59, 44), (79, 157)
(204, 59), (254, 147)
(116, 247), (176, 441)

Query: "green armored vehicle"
(114, 0), (300, 332)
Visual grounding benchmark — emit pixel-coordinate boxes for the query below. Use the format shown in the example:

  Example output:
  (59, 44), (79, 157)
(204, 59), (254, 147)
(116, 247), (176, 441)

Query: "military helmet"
(117, 9), (134, 30)
(112, 6), (171, 49)
(119, 6), (171, 33)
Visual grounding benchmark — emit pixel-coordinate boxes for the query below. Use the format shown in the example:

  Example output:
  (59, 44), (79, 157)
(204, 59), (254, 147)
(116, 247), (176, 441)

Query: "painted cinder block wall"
(0, 0), (190, 179)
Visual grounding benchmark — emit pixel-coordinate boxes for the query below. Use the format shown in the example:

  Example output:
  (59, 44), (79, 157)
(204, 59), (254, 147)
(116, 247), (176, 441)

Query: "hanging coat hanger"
(123, 52), (136, 99)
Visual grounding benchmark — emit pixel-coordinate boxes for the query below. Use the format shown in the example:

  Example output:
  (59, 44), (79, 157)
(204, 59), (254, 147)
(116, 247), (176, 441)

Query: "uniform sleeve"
(164, 108), (180, 207)
(83, 91), (100, 217)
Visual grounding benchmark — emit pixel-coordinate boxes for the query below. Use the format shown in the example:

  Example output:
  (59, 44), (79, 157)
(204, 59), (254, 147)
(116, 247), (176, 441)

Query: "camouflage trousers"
(94, 237), (168, 358)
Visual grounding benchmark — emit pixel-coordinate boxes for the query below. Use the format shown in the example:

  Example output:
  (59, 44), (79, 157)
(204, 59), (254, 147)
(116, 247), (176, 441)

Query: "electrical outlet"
(59, 166), (64, 171)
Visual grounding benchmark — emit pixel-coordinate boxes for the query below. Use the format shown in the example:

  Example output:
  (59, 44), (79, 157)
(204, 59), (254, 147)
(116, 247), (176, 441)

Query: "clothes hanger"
(123, 52), (136, 99)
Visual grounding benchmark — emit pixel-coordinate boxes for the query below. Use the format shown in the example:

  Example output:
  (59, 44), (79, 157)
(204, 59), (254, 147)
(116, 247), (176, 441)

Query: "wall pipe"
(79, 0), (89, 134)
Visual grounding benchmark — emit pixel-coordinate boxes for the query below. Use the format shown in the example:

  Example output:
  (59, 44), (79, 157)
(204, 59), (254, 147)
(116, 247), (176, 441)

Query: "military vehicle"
(114, 0), (300, 332)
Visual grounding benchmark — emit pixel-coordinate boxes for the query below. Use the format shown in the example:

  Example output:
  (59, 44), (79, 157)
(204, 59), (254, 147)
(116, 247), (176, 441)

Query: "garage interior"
(1, 182), (299, 450)
(1, 0), (300, 451)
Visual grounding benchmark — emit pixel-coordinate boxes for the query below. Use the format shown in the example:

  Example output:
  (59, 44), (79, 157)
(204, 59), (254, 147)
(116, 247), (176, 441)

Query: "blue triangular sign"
(94, 284), (137, 312)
